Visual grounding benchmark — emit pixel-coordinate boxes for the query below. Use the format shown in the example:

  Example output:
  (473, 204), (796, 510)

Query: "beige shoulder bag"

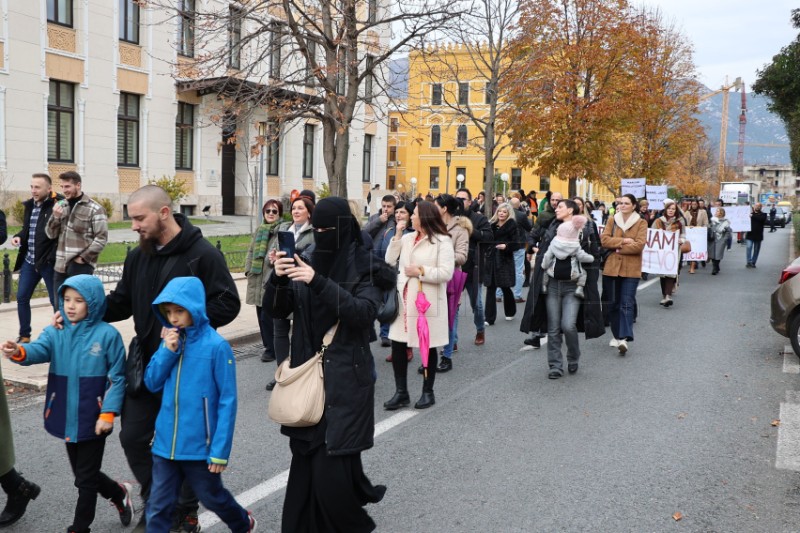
(268, 323), (339, 427)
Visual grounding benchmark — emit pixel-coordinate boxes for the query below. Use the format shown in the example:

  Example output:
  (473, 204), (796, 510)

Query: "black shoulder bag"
(125, 255), (180, 398)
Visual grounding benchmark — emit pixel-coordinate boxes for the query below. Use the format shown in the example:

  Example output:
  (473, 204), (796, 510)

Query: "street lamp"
(444, 150), (452, 194)
(501, 172), (509, 200)
(257, 121), (267, 216)
(456, 173), (465, 192)
(410, 177), (417, 199)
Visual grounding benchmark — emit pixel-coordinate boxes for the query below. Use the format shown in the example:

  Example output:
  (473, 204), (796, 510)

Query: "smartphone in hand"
(277, 231), (296, 263)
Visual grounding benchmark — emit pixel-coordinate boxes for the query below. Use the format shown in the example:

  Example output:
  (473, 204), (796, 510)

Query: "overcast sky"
(641, 0), (797, 90)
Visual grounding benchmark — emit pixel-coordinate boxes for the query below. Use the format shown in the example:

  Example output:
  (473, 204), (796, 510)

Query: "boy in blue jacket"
(2, 274), (132, 533)
(144, 276), (256, 532)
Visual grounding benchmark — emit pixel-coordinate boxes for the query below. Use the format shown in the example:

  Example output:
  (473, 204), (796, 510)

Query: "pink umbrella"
(446, 270), (468, 330)
(415, 280), (432, 379)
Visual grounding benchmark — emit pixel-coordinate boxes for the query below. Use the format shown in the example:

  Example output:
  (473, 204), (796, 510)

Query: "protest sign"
(621, 178), (646, 199)
(719, 190), (738, 204)
(591, 210), (603, 228)
(682, 226), (708, 262)
(642, 228), (679, 276)
(645, 185), (668, 210)
(722, 205), (751, 232)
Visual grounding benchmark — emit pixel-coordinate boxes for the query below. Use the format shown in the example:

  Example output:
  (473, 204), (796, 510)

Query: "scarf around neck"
(251, 220), (280, 274)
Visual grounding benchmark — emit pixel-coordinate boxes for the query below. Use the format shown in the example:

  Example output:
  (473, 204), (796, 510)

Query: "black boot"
(712, 260), (720, 275)
(0, 478), (41, 527)
(415, 353), (436, 409)
(383, 376), (410, 410)
(414, 390), (436, 409)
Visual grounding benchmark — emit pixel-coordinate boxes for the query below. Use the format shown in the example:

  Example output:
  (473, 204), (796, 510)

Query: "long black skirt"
(282, 439), (385, 533)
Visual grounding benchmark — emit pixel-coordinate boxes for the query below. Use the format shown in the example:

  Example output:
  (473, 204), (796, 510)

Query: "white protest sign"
(621, 178), (646, 199)
(591, 210), (603, 228)
(642, 228), (680, 276)
(722, 205), (751, 232)
(682, 227), (708, 262)
(720, 190), (738, 204)
(645, 185), (668, 210)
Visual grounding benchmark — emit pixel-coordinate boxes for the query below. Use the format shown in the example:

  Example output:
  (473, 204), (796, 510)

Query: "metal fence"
(2, 240), (247, 303)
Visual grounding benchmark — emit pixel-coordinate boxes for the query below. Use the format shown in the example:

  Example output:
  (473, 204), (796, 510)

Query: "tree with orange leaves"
(503, 0), (706, 197)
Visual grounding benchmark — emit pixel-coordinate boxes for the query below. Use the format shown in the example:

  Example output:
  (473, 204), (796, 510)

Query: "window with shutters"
(117, 93), (140, 167)
(48, 81), (74, 162)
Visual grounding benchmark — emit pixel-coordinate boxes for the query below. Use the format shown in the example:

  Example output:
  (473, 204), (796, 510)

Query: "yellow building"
(386, 45), (615, 204)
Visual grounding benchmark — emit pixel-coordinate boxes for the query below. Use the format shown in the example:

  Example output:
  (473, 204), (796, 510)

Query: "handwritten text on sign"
(682, 226), (707, 262)
(642, 228), (679, 276)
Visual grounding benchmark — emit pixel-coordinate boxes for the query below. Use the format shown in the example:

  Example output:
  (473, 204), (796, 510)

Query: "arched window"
(431, 125), (441, 148)
(457, 125), (467, 148)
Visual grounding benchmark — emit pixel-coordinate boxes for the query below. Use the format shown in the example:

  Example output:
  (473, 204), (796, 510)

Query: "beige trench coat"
(386, 232), (454, 348)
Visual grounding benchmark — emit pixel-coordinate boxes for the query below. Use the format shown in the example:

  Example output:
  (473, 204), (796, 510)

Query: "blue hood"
(152, 277), (210, 332)
(59, 274), (107, 328)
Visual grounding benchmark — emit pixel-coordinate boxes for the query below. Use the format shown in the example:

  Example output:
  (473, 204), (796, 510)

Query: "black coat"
(463, 210), (493, 281)
(0, 209), (6, 245)
(104, 214), (241, 361)
(264, 245), (396, 455)
(482, 219), (518, 288)
(520, 219), (604, 339)
(747, 211), (767, 242)
(13, 192), (62, 272)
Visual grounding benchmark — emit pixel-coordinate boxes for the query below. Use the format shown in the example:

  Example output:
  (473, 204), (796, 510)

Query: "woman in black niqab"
(269, 196), (393, 533)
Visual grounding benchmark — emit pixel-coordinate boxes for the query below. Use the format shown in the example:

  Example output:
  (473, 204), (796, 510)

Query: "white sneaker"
(248, 511), (257, 532)
(609, 338), (619, 347)
(660, 297), (669, 306)
(505, 316), (514, 321)
(618, 339), (628, 354)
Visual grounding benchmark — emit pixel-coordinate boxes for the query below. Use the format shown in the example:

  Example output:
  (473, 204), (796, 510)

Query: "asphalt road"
(5, 227), (800, 532)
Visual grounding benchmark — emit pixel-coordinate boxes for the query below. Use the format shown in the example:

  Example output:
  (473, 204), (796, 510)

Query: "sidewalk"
(0, 274), (262, 390)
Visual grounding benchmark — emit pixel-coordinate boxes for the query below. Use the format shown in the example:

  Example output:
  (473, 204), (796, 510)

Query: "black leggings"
(391, 341), (437, 392)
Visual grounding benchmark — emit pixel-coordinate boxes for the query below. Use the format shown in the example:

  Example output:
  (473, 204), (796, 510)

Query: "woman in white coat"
(383, 201), (454, 410)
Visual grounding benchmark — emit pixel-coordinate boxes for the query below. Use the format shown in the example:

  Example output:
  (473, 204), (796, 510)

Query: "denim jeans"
(604, 276), (639, 341)
(513, 248), (525, 299)
(463, 276), (485, 334)
(746, 239), (762, 265)
(545, 279), (580, 374)
(147, 456), (249, 533)
(16, 260), (56, 337)
(443, 305), (459, 358)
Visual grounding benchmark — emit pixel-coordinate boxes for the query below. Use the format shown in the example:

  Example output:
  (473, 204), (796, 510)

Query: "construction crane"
(699, 77), (742, 180)
(737, 82), (746, 173)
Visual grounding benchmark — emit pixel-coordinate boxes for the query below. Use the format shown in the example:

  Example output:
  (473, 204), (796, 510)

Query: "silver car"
(771, 256), (800, 355)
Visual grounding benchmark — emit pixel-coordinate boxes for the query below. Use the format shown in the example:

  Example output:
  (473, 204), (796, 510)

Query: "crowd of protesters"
(0, 175), (783, 532)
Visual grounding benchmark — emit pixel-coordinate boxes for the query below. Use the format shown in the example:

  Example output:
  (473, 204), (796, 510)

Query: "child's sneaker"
(171, 510), (201, 532)
(112, 482), (133, 526)
(575, 286), (585, 299)
(247, 511), (257, 532)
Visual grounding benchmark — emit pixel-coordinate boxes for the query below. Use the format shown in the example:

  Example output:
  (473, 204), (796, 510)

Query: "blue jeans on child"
(147, 456), (249, 532)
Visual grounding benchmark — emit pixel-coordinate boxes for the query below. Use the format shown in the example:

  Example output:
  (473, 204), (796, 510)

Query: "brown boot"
(474, 331), (485, 345)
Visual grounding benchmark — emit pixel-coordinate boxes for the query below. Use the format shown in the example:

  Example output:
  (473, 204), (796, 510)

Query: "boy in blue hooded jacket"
(2, 274), (132, 533)
(144, 276), (256, 532)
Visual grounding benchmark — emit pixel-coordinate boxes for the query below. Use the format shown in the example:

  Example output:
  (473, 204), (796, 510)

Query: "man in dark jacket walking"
(769, 204), (778, 232)
(103, 185), (240, 532)
(457, 188), (493, 345)
(11, 174), (62, 342)
(510, 198), (533, 302)
(746, 203), (768, 268)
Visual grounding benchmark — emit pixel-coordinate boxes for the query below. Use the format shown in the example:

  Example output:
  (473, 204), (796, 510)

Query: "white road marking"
(199, 410), (418, 528)
(776, 401), (800, 471)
